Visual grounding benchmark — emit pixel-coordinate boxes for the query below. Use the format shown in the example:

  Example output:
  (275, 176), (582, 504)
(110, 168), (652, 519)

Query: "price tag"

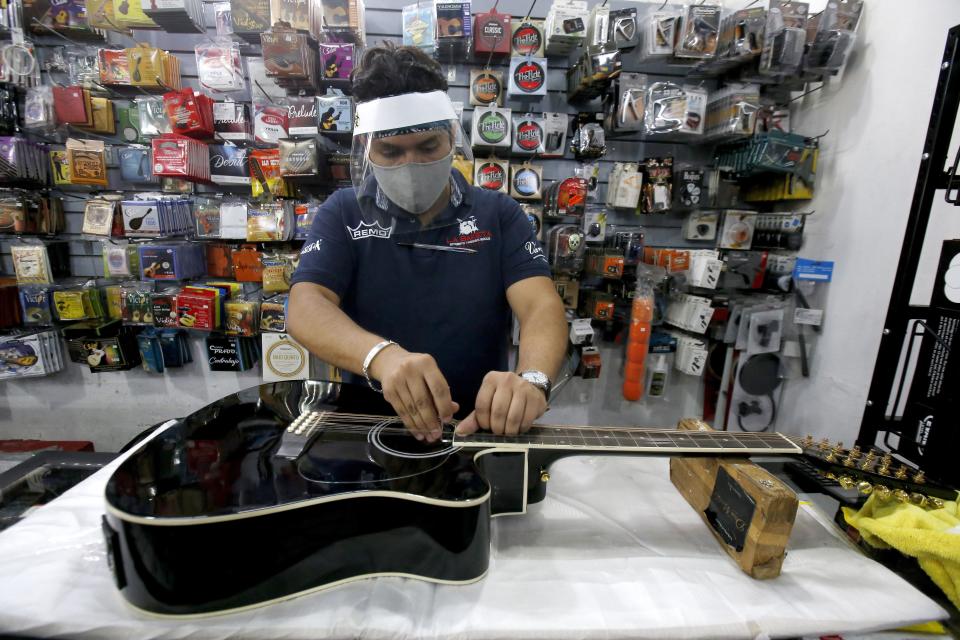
(794, 308), (824, 326)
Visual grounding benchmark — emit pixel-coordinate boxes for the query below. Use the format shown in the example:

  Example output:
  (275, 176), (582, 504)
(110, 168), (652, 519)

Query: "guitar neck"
(451, 425), (801, 455)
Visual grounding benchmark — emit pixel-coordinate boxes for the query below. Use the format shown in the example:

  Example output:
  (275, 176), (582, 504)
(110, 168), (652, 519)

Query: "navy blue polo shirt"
(291, 169), (551, 415)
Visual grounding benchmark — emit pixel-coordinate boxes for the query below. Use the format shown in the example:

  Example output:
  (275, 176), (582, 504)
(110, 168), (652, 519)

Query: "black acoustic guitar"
(101, 380), (946, 617)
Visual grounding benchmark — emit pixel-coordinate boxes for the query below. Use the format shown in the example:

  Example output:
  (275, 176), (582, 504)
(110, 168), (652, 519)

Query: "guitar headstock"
(795, 435), (956, 509)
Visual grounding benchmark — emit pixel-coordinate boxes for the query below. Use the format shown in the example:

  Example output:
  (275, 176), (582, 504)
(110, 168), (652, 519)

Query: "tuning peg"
(843, 445), (862, 468)
(909, 493), (927, 507)
(894, 465), (909, 480)
(824, 471), (838, 481)
(877, 453), (893, 476)
(818, 438), (831, 453)
(928, 497), (944, 509)
(826, 442), (844, 463)
(873, 485), (892, 501)
(893, 489), (910, 503)
(838, 475), (856, 490)
(800, 435), (814, 448)
(859, 450), (877, 471)
(912, 470), (926, 484)
(857, 481), (873, 495)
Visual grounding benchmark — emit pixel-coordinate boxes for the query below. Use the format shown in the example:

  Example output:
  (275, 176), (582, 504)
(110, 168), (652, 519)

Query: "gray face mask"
(370, 149), (454, 215)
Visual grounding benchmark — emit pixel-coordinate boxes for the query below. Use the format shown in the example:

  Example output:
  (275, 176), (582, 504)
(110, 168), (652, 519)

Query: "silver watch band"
(362, 340), (397, 393)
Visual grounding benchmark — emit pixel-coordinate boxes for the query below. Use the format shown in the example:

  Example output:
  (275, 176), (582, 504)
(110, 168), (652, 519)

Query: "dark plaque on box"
(206, 335), (243, 371)
(287, 97), (319, 136)
(209, 144), (251, 185)
(214, 101), (253, 142)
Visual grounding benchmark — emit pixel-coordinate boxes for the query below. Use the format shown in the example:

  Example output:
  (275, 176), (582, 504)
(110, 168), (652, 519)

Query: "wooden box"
(669, 419), (798, 579)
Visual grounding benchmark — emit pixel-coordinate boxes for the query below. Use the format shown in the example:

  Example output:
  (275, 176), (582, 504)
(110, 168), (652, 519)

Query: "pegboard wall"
(0, 0), (801, 448)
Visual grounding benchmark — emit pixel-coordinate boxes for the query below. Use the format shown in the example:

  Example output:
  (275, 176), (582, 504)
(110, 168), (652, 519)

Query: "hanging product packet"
(195, 40), (245, 93)
(278, 138), (319, 177)
(316, 89), (353, 134)
(512, 113), (545, 155)
(214, 100), (253, 143)
(249, 148), (293, 197)
(66, 138), (108, 187)
(254, 100), (288, 145)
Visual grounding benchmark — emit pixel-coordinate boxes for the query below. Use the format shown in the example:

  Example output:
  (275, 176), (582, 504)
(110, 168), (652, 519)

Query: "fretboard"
(452, 426), (800, 455)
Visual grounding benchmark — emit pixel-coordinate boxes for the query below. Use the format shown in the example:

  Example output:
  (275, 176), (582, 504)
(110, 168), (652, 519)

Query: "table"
(0, 426), (946, 639)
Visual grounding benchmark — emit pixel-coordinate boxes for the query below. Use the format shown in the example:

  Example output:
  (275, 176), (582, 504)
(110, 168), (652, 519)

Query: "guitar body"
(103, 381), (808, 617)
(103, 381), (521, 617)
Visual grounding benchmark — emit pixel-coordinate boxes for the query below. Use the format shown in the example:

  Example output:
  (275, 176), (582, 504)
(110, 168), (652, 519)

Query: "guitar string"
(288, 414), (803, 445)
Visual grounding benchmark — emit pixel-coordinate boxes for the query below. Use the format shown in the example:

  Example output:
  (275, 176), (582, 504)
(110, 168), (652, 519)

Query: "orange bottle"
(623, 294), (654, 401)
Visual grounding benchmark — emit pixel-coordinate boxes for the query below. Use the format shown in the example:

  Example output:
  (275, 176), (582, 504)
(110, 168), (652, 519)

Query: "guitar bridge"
(275, 410), (327, 460)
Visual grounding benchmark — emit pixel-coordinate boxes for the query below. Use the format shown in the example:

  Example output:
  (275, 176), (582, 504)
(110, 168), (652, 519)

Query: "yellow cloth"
(843, 495), (960, 609)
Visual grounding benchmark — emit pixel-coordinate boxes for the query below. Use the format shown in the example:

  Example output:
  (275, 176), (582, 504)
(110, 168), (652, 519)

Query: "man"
(288, 45), (567, 443)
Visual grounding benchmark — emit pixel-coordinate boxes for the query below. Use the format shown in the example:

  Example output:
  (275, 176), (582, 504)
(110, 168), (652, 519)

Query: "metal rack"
(857, 24), (960, 486)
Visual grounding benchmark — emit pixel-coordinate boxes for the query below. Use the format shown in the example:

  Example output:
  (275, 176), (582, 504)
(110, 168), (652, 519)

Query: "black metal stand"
(857, 25), (960, 486)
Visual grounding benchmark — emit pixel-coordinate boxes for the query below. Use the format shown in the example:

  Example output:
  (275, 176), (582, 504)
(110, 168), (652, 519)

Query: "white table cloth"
(0, 428), (946, 640)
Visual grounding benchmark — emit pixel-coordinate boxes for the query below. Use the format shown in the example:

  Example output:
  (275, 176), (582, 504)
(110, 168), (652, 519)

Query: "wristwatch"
(519, 370), (551, 403)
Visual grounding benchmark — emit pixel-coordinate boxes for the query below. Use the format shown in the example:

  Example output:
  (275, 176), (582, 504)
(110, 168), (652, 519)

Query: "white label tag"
(794, 308), (824, 326)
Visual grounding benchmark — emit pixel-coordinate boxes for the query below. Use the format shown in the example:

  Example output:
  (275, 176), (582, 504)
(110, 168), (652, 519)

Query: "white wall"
(776, 0), (960, 442)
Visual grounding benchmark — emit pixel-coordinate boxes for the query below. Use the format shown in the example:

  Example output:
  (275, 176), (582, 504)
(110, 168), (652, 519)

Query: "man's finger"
(408, 375), (443, 441)
(488, 385), (512, 435)
(473, 378), (495, 431)
(520, 396), (541, 433)
(455, 411), (478, 435)
(397, 380), (432, 440)
(504, 392), (526, 436)
(424, 368), (456, 423)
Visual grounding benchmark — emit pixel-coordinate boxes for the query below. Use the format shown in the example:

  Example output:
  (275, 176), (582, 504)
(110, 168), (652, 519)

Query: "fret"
(705, 432), (747, 449)
(731, 434), (773, 449)
(580, 428), (606, 447)
(664, 432), (702, 449)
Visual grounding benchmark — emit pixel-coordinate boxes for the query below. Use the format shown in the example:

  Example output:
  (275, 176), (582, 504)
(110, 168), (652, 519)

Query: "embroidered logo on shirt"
(346, 220), (393, 240)
(300, 239), (323, 254)
(525, 240), (548, 262)
(447, 215), (493, 247)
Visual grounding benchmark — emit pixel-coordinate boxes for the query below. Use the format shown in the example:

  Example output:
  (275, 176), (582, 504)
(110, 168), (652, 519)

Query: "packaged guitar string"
(219, 200), (249, 239)
(471, 105), (511, 149)
(511, 113), (545, 155)
(469, 69), (504, 107)
(231, 0), (271, 42)
(101, 241), (140, 278)
(138, 243), (206, 280)
(474, 158), (509, 193)
(163, 89), (215, 139)
(510, 163), (542, 200)
(318, 43), (354, 83)
(259, 294), (287, 332)
(508, 57), (547, 97)
(316, 90), (353, 133)
(511, 19), (545, 57)
(224, 299), (259, 336)
(261, 251), (298, 292)
(50, 150), (71, 185)
(294, 201), (321, 239)
(209, 144), (250, 185)
(118, 146), (158, 184)
(214, 101), (253, 143)
(286, 97), (319, 136)
(278, 138), (318, 177)
(82, 198), (117, 236)
(11, 244), (54, 285)
(254, 101), (289, 145)
(23, 87), (55, 132)
(19, 286), (53, 325)
(247, 201), (294, 241)
(66, 138), (108, 187)
(144, 0), (206, 33)
(195, 40), (245, 92)
(473, 8), (511, 59)
(402, 3), (436, 53)
(137, 97), (173, 137)
(250, 148), (294, 197)
(151, 134), (211, 181)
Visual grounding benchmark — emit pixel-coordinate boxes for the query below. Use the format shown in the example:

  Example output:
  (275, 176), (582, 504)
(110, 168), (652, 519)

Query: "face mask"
(370, 149), (454, 214)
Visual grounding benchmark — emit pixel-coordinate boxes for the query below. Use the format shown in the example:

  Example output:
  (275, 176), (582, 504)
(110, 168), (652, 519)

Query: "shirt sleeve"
(289, 191), (356, 298)
(499, 194), (552, 290)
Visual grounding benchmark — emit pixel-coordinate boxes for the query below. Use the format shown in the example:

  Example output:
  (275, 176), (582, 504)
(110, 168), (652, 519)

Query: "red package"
(152, 134), (211, 182)
(163, 89), (214, 139)
(177, 287), (218, 330)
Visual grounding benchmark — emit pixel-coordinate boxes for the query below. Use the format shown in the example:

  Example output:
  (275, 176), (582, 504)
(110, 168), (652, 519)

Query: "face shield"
(351, 91), (473, 226)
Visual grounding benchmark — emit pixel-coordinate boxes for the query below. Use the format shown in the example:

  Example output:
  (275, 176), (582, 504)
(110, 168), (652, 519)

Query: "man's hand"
(455, 371), (547, 437)
(369, 346), (458, 443)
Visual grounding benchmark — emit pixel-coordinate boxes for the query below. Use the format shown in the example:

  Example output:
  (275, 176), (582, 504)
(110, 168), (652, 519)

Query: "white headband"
(354, 90), (458, 135)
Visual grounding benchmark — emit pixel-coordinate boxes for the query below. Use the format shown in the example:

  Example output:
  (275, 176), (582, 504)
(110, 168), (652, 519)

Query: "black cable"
(736, 392), (776, 433)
